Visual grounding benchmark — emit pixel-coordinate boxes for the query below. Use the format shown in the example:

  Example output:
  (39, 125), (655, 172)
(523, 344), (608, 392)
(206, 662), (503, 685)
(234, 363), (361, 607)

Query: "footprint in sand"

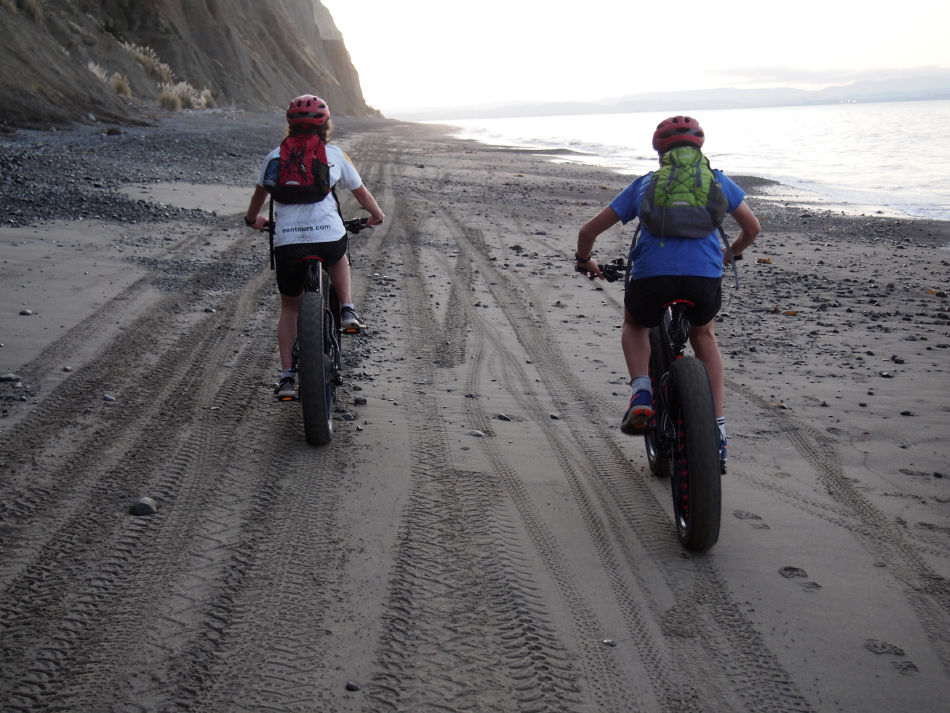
(779, 566), (808, 578)
(779, 566), (821, 591)
(864, 639), (919, 675)
(733, 510), (770, 529)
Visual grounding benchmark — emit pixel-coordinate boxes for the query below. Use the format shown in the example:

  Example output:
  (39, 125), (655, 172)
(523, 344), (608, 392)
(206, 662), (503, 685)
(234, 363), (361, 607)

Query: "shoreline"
(429, 102), (950, 225)
(424, 122), (950, 242)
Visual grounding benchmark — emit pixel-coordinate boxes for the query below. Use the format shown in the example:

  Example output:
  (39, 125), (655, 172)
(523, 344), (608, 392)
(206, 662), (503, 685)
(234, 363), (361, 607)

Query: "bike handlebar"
(343, 218), (369, 234)
(575, 257), (627, 282)
(577, 253), (742, 283)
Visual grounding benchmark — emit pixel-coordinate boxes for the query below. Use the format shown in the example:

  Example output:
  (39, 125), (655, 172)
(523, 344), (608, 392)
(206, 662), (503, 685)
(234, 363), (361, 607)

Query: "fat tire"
(298, 289), (333, 446)
(669, 357), (721, 551)
(645, 325), (672, 478)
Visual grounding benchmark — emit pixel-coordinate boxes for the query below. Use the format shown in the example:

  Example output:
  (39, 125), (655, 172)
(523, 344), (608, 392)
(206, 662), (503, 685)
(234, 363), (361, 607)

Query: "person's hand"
(575, 256), (604, 280)
(366, 212), (384, 227)
(245, 215), (267, 231)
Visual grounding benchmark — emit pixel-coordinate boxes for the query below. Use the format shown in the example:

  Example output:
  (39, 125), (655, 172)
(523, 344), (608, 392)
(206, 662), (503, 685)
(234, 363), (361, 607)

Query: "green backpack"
(639, 146), (728, 238)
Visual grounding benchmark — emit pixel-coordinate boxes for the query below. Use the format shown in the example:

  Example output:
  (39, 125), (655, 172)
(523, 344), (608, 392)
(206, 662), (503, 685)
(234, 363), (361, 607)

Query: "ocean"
(437, 100), (950, 222)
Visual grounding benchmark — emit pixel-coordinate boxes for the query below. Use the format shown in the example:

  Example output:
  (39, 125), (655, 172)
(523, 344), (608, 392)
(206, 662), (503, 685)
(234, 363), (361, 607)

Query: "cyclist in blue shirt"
(575, 116), (760, 468)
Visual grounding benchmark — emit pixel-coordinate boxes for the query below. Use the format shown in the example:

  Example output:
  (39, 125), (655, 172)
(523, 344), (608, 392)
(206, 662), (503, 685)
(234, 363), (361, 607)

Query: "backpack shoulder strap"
(268, 195), (275, 270)
(719, 226), (739, 289)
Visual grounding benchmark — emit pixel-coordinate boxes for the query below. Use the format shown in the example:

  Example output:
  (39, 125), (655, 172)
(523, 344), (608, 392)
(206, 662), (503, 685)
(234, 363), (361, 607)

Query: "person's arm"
(351, 185), (385, 226)
(575, 206), (621, 279)
(724, 201), (760, 263)
(244, 185), (269, 230)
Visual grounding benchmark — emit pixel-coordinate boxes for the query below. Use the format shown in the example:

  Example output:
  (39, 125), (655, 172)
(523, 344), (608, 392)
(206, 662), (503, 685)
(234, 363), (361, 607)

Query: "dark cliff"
(0, 0), (377, 129)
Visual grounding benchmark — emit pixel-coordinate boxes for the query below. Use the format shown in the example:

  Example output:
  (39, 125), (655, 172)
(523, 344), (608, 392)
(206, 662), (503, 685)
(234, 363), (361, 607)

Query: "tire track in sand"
(362, 209), (591, 713)
(433, 203), (817, 713)
(0, 229), (279, 710)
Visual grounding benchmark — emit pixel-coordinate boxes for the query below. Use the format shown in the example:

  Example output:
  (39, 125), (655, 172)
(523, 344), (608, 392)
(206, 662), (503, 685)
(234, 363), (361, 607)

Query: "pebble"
(1, 372), (20, 382)
(103, 393), (116, 402)
(345, 681), (361, 692)
(130, 497), (158, 516)
(19, 309), (33, 316)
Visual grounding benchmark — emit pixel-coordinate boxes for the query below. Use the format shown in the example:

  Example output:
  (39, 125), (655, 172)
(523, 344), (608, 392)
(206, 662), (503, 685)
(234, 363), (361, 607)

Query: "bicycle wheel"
(645, 326), (672, 478)
(297, 287), (334, 445)
(668, 357), (721, 551)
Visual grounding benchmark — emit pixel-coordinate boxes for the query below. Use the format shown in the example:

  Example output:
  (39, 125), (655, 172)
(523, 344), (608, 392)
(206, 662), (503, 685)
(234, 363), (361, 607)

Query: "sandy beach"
(1, 112), (949, 712)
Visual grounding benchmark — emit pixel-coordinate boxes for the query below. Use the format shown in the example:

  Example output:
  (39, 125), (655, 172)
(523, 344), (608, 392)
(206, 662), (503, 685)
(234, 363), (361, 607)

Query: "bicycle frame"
(649, 302), (692, 462)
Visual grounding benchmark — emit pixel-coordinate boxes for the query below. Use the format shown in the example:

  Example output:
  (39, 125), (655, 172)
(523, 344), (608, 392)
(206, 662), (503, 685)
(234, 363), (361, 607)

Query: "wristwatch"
(244, 216), (255, 227)
(575, 252), (591, 262)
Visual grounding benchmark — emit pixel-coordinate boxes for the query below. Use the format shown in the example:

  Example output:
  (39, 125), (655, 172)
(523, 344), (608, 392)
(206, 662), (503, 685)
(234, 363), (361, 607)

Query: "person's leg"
(329, 253), (366, 329)
(328, 253), (351, 305)
(621, 308), (654, 433)
(688, 321), (723, 417)
(691, 320), (728, 470)
(622, 308), (650, 381)
(278, 294), (301, 371)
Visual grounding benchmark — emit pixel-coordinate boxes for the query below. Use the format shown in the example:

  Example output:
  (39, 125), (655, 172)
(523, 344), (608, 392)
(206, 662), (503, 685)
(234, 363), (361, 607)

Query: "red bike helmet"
(652, 115), (705, 152)
(286, 94), (330, 128)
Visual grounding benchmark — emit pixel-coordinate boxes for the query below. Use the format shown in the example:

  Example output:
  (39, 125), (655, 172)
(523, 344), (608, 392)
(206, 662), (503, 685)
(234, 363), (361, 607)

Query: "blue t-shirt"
(609, 169), (746, 279)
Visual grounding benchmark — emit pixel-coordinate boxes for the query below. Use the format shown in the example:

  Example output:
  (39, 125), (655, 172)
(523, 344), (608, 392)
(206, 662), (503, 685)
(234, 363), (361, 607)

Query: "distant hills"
(395, 75), (950, 121)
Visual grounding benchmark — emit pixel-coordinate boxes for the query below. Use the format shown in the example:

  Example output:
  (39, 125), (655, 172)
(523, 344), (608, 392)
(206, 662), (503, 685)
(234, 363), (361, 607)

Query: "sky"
(321, 0), (950, 117)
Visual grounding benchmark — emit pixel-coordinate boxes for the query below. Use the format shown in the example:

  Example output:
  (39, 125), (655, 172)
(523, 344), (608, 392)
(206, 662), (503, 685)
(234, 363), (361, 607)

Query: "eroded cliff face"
(0, 0), (377, 129)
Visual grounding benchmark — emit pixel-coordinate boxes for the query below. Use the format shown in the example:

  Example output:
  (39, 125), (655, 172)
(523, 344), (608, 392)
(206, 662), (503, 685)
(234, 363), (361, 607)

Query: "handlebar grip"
(344, 217), (369, 234)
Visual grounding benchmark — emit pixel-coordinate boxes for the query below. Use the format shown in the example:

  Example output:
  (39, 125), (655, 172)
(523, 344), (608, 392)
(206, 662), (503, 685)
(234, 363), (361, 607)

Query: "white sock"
(281, 368), (294, 380)
(717, 416), (726, 442)
(630, 375), (651, 396)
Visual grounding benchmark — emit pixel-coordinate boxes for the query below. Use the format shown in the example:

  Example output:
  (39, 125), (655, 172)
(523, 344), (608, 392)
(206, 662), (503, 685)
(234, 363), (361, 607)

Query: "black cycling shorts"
(273, 237), (348, 297)
(624, 275), (722, 328)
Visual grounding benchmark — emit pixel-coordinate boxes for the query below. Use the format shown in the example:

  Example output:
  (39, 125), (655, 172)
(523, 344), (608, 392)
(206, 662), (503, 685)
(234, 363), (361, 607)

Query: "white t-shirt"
(256, 143), (363, 246)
